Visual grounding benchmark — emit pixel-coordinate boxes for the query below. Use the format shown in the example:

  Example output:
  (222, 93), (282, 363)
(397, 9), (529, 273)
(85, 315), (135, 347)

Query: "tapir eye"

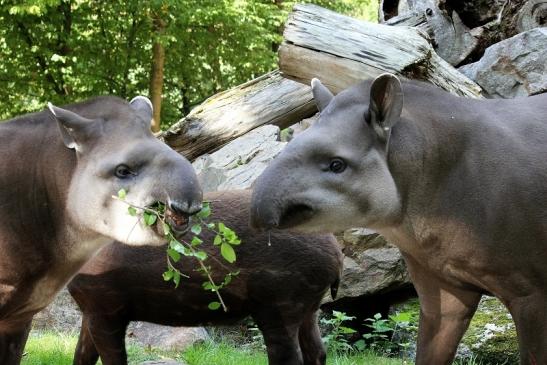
(115, 164), (135, 179)
(329, 158), (346, 173)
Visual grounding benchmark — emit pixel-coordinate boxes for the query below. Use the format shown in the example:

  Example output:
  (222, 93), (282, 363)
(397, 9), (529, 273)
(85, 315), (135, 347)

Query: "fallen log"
(278, 4), (482, 97)
(160, 70), (315, 160)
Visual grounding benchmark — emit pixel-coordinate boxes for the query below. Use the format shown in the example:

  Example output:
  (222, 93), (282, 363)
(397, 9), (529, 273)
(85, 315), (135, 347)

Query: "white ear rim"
(130, 96), (153, 113)
(47, 102), (57, 117)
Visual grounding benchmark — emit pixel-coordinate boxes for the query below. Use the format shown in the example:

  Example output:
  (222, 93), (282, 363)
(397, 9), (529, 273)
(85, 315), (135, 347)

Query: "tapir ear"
(47, 102), (95, 151)
(368, 73), (403, 143)
(311, 78), (334, 112)
(130, 96), (153, 126)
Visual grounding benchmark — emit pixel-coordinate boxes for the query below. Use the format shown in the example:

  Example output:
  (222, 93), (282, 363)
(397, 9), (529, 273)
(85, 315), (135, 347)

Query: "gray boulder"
(459, 27), (547, 98)
(192, 124), (286, 192)
(335, 229), (411, 299)
(127, 322), (209, 352)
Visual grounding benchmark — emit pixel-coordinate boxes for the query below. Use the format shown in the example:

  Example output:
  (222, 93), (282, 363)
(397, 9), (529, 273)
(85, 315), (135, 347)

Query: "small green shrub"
(321, 310), (358, 354)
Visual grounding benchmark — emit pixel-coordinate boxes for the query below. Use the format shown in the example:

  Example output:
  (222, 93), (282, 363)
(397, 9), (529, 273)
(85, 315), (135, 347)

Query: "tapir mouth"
(164, 207), (191, 235)
(277, 202), (315, 229)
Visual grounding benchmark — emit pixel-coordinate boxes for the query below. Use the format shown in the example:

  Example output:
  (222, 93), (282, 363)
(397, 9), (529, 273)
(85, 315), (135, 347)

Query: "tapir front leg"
(507, 293), (547, 364)
(403, 254), (481, 365)
(0, 321), (32, 365)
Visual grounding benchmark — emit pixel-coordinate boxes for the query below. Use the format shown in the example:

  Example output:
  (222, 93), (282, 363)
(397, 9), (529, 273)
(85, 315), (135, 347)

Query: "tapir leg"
(403, 254), (481, 365)
(73, 316), (100, 365)
(507, 294), (547, 365)
(253, 310), (304, 365)
(84, 315), (128, 365)
(0, 321), (31, 365)
(298, 311), (326, 365)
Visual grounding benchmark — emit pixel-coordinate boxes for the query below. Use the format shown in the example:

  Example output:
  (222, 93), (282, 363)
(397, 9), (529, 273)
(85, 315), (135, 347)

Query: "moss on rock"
(461, 297), (519, 364)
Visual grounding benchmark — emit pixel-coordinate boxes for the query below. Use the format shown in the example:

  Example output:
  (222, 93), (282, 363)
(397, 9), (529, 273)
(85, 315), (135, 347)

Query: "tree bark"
(279, 4), (482, 97)
(149, 14), (166, 132)
(160, 70), (315, 160)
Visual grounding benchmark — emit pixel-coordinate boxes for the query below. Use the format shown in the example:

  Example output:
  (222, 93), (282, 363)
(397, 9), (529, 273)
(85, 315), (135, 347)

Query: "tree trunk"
(149, 14), (166, 132)
(160, 70), (315, 160)
(279, 4), (482, 97)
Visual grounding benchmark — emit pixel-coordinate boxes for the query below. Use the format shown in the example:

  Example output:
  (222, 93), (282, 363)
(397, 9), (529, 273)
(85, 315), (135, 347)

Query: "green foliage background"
(0, 0), (377, 126)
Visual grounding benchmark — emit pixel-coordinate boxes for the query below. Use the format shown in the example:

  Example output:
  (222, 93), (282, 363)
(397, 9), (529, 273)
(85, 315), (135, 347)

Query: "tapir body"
(0, 97), (202, 364)
(251, 75), (547, 364)
(68, 190), (343, 365)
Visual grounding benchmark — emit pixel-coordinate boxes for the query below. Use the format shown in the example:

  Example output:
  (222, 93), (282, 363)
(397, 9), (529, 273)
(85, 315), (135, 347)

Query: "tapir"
(0, 96), (202, 364)
(250, 74), (547, 364)
(67, 190), (343, 365)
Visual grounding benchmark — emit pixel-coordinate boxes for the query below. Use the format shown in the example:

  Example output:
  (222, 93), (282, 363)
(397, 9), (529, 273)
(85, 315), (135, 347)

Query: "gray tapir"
(250, 74), (547, 364)
(0, 96), (202, 364)
(68, 190), (343, 365)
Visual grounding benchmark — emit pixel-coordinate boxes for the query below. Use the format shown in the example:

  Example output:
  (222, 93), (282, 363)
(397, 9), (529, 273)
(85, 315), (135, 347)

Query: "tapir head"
(251, 74), (404, 233)
(48, 96), (202, 245)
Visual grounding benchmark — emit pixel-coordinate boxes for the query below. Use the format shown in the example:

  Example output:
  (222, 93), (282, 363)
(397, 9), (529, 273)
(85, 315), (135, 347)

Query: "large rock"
(127, 322), (209, 352)
(335, 229), (411, 299)
(459, 27), (547, 98)
(192, 124), (286, 192)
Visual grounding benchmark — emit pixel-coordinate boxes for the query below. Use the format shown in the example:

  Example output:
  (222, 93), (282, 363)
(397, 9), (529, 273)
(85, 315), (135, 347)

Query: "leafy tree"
(0, 0), (377, 127)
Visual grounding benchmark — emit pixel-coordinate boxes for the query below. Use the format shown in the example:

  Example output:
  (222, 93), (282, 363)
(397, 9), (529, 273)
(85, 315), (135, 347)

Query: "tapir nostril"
(169, 200), (201, 216)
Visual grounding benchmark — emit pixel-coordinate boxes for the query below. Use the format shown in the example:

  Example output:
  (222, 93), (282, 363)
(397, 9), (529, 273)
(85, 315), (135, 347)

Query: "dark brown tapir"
(250, 74), (547, 365)
(0, 96), (202, 364)
(68, 190), (343, 365)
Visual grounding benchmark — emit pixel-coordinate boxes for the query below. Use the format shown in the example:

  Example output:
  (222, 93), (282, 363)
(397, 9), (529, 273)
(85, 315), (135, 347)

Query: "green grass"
(22, 332), (78, 365)
(183, 341), (403, 365)
(22, 331), (404, 365)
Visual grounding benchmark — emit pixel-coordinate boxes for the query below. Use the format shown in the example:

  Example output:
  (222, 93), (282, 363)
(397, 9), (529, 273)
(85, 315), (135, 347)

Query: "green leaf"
(144, 212), (157, 226)
(221, 242), (236, 263)
(194, 250), (207, 260)
(163, 270), (174, 281)
(218, 222), (226, 233)
(191, 224), (202, 235)
(340, 326), (357, 334)
(117, 188), (127, 199)
(230, 239), (241, 246)
(173, 271), (181, 288)
(196, 203), (211, 219)
(170, 241), (187, 255)
(127, 206), (137, 216)
(207, 223), (215, 229)
(213, 235), (222, 246)
(191, 236), (203, 246)
(162, 223), (171, 235)
(208, 301), (221, 310)
(167, 248), (181, 262)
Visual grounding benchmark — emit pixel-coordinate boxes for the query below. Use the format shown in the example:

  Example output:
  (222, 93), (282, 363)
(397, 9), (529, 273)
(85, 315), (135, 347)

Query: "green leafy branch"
(114, 189), (241, 312)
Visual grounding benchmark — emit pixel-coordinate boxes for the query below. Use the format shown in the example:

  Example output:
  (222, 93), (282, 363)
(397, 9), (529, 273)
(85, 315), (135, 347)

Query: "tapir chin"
(250, 73), (547, 364)
(0, 96), (202, 364)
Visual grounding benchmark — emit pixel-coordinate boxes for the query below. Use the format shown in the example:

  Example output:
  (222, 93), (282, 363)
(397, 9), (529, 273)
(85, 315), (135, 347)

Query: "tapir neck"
(0, 114), (74, 252)
(0, 113), (107, 324)
(382, 93), (477, 245)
